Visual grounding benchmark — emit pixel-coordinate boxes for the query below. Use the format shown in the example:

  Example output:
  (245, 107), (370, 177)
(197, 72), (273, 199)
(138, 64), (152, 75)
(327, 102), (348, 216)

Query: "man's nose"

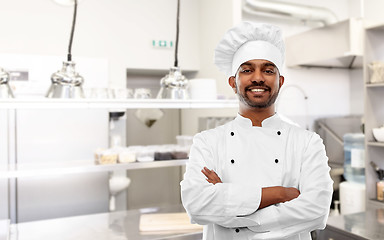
(251, 69), (264, 84)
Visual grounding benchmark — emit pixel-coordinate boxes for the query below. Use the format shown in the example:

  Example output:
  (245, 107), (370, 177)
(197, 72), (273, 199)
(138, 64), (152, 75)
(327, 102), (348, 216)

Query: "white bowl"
(372, 128), (384, 142)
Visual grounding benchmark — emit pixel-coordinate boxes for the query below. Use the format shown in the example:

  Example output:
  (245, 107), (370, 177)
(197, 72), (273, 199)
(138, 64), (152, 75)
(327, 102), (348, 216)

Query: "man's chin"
(241, 99), (270, 109)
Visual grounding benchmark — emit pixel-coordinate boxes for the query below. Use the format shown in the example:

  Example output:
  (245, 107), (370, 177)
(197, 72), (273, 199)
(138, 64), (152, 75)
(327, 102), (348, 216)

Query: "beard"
(236, 82), (280, 109)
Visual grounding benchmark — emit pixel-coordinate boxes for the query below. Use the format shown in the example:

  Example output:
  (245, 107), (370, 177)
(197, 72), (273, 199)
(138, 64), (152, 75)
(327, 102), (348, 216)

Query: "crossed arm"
(201, 167), (300, 210)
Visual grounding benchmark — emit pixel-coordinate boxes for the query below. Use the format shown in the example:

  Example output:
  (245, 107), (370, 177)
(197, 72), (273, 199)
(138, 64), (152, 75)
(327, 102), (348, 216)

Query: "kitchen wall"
(0, 0), (199, 89)
(181, 0), (240, 135)
(0, 0), (367, 129)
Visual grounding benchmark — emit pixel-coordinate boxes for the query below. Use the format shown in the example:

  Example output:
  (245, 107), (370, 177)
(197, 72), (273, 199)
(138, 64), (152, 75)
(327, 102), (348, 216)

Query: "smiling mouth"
(250, 88), (266, 92)
(246, 86), (270, 93)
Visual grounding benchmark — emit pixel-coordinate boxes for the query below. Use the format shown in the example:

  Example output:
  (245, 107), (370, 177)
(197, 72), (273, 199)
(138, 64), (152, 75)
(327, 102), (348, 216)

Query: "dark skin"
(202, 59), (300, 210)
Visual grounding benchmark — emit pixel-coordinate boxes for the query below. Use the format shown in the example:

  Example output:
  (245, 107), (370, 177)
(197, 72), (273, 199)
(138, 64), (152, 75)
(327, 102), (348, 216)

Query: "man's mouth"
(246, 86), (270, 92)
(250, 88), (266, 92)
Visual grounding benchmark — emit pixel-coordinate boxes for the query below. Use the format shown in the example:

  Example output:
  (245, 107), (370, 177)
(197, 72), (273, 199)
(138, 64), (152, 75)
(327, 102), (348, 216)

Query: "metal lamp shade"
(46, 61), (85, 98)
(0, 68), (14, 98)
(157, 67), (189, 100)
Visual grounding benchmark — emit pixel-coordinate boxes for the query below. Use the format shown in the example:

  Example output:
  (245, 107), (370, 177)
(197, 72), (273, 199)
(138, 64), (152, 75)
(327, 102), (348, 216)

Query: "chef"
(180, 21), (333, 240)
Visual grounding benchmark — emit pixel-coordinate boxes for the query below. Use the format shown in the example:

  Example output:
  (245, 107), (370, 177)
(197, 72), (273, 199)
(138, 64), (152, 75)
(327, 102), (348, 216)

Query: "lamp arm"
(174, 0), (180, 67)
(67, 0), (78, 61)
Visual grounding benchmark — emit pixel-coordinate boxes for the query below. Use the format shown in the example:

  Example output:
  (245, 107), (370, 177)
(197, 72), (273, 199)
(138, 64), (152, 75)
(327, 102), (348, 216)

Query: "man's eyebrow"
(240, 62), (252, 67)
(239, 62), (277, 68)
(263, 62), (277, 68)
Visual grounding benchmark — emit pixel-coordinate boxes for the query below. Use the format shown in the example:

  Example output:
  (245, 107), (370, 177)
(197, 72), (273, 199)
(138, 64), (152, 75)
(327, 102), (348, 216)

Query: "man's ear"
(228, 76), (237, 93)
(279, 75), (285, 88)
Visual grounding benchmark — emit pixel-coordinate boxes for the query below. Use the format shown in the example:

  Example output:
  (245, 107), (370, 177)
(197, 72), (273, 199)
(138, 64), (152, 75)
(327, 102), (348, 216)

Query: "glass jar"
(343, 133), (365, 184)
(377, 180), (384, 201)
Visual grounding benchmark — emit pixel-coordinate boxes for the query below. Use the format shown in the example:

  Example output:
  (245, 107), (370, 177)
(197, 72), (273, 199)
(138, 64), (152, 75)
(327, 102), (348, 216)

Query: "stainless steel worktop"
(321, 208), (384, 240)
(8, 205), (202, 240)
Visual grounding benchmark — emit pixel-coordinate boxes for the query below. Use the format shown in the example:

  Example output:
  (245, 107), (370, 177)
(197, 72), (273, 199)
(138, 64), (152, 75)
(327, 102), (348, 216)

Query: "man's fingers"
(202, 167), (217, 179)
(201, 167), (222, 184)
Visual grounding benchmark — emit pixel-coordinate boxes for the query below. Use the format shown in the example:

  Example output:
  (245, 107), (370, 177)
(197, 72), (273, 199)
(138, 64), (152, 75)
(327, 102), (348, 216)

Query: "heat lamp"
(157, 0), (189, 100)
(46, 0), (85, 98)
(0, 68), (14, 98)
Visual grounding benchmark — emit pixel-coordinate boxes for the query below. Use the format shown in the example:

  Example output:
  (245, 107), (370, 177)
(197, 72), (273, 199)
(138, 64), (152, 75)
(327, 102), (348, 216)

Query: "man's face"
(229, 59), (284, 109)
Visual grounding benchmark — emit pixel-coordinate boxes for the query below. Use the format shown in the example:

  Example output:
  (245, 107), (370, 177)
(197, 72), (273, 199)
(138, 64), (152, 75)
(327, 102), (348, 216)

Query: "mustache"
(245, 82), (271, 91)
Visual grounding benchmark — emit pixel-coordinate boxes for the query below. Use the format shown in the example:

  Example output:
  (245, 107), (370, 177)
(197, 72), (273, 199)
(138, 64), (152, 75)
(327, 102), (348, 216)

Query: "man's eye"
(265, 69), (275, 74)
(241, 69), (252, 73)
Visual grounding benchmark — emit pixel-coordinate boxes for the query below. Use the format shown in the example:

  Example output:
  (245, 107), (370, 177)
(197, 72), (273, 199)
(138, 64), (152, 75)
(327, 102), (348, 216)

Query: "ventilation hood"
(285, 18), (363, 69)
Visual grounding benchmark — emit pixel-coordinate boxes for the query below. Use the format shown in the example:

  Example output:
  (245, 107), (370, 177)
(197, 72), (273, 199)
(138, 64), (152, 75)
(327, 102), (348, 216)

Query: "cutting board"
(139, 212), (203, 235)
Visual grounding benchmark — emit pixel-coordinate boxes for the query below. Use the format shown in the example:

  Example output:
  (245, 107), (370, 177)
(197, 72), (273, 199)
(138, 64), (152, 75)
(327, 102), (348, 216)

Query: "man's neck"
(238, 105), (275, 127)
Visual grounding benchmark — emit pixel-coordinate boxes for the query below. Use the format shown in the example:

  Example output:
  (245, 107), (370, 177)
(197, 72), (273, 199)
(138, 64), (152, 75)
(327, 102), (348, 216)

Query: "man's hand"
(282, 187), (300, 202)
(202, 167), (222, 184)
(259, 186), (300, 209)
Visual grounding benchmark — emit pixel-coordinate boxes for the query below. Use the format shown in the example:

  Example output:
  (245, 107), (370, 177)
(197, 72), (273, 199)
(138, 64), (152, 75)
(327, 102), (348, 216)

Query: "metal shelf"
(366, 82), (384, 88)
(0, 98), (238, 110)
(367, 141), (384, 147)
(365, 20), (384, 31)
(367, 199), (384, 209)
(0, 159), (188, 179)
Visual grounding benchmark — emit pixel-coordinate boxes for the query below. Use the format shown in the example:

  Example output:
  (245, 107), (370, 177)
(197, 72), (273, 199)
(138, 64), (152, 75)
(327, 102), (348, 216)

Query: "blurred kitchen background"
(1, 0), (384, 239)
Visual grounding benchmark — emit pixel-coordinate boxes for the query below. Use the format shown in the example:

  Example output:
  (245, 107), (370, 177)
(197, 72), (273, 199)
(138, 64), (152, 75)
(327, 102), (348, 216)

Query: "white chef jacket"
(180, 113), (333, 240)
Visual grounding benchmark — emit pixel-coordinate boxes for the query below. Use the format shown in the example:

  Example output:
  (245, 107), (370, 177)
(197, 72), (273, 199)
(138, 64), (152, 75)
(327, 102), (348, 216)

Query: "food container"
(95, 148), (118, 165)
(135, 146), (155, 162)
(171, 145), (189, 159)
(154, 145), (174, 161)
(369, 61), (384, 83)
(118, 149), (136, 163)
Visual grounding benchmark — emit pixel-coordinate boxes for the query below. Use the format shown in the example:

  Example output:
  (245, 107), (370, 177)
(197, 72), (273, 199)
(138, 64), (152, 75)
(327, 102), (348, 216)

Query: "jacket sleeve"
(246, 132), (333, 236)
(180, 132), (262, 228)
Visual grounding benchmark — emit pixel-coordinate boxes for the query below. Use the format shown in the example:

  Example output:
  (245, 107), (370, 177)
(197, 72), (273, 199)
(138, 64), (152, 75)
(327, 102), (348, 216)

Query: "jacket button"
(235, 228), (240, 233)
(231, 159), (235, 164)
(275, 159), (279, 163)
(277, 131), (281, 135)
(231, 131), (234, 136)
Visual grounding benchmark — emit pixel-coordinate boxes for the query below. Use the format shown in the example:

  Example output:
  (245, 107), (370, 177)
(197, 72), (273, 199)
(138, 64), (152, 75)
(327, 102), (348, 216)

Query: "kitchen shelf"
(365, 20), (384, 31)
(367, 199), (384, 210)
(0, 98), (238, 110)
(366, 82), (384, 88)
(364, 22), (384, 210)
(367, 141), (384, 147)
(0, 159), (188, 179)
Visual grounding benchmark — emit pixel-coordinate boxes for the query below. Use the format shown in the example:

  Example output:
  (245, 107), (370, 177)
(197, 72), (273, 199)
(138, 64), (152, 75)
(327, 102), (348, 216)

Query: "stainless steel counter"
(320, 208), (384, 240)
(8, 205), (202, 240)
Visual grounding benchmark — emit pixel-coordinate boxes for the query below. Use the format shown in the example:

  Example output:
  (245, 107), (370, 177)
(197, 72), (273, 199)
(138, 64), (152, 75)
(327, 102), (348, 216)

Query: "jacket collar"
(234, 113), (283, 129)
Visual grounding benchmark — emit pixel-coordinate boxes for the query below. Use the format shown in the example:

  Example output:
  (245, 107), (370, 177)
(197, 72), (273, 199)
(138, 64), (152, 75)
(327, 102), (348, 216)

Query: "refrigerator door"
(14, 109), (109, 222)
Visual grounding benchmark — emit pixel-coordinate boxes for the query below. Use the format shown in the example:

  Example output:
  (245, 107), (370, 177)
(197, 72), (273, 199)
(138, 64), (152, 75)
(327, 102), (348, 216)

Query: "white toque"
(214, 21), (285, 77)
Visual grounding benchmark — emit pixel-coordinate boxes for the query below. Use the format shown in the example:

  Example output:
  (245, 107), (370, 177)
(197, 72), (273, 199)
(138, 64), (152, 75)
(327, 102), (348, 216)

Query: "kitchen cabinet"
(286, 18), (364, 69)
(0, 98), (237, 223)
(363, 21), (384, 210)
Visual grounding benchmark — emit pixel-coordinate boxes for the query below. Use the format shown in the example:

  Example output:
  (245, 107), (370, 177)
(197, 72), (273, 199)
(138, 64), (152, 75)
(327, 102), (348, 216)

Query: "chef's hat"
(214, 21), (285, 77)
